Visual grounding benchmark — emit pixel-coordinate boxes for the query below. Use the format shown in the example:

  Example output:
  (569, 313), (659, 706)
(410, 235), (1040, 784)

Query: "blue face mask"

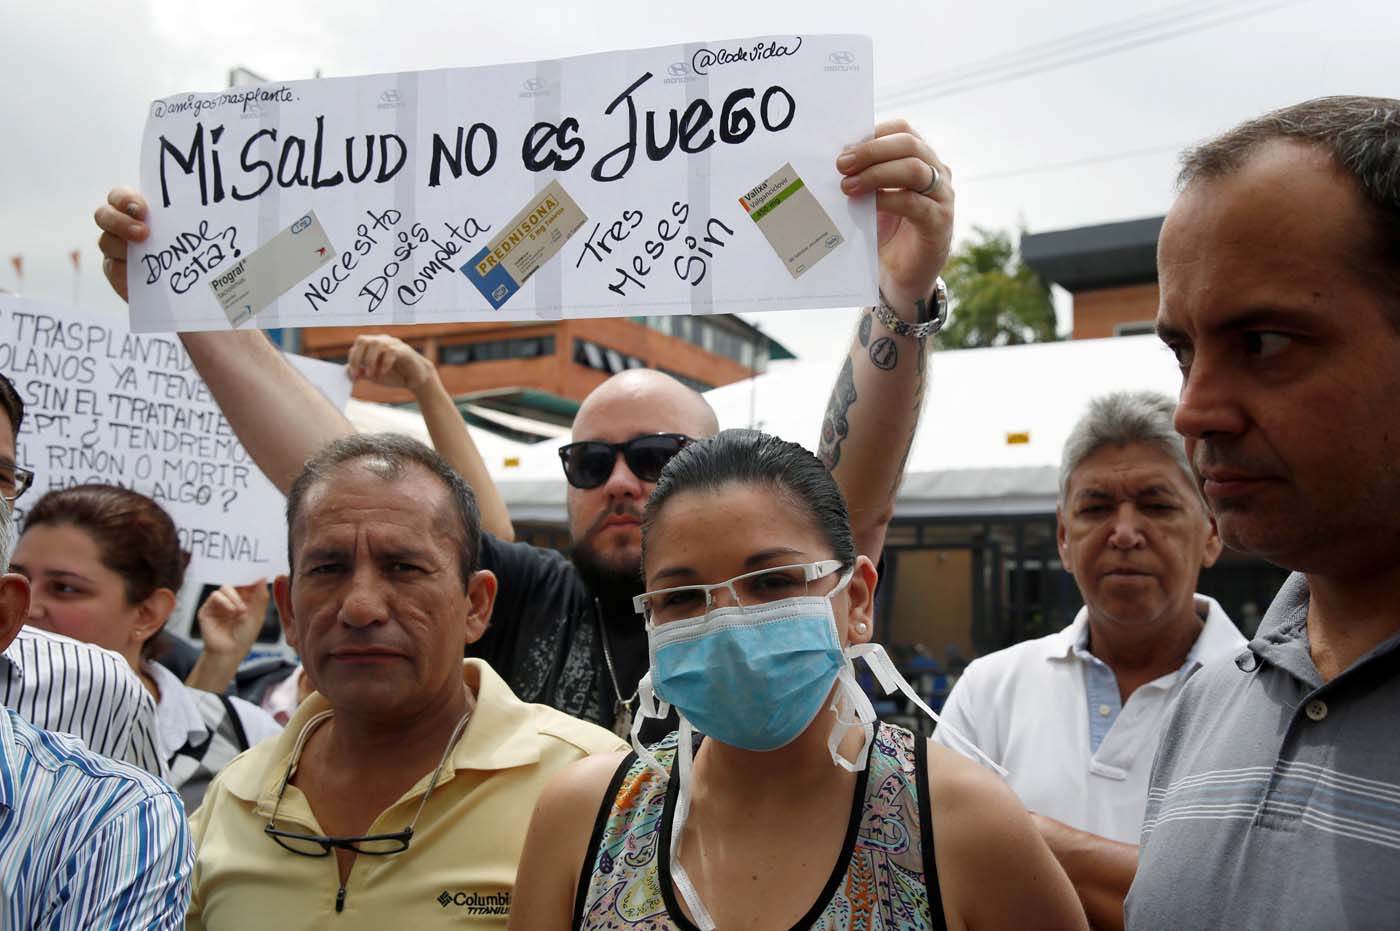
(645, 572), (853, 753)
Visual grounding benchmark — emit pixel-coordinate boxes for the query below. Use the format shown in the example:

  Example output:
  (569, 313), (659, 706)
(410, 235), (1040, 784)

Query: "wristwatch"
(873, 279), (948, 339)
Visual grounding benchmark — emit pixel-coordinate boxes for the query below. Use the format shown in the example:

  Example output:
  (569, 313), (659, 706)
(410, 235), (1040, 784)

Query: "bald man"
(95, 119), (954, 734)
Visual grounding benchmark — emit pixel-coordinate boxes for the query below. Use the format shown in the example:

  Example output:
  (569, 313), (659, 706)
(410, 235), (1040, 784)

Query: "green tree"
(939, 227), (1058, 349)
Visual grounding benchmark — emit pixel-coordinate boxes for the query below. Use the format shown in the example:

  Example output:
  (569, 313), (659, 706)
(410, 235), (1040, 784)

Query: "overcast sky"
(3, 0), (1397, 365)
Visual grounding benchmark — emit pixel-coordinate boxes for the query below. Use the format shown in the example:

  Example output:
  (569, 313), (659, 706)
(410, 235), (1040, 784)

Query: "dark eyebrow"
(1135, 484), (1180, 499)
(743, 547), (808, 568)
(1155, 320), (1186, 344)
(12, 565), (97, 585)
(651, 547), (812, 585)
(1211, 307), (1323, 333)
(378, 546), (437, 565)
(651, 565), (697, 584)
(300, 546), (349, 566)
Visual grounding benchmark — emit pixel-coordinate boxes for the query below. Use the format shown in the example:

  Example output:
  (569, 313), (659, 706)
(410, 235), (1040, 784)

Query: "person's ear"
(463, 569), (498, 645)
(272, 574), (300, 653)
(130, 588), (176, 649)
(1201, 513), (1224, 569)
(844, 556), (878, 646)
(0, 572), (31, 654)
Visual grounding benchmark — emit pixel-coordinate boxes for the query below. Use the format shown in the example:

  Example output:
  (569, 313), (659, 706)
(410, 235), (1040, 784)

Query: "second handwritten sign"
(130, 35), (876, 333)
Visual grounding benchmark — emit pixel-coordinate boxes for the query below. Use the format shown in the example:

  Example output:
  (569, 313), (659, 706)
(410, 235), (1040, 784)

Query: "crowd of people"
(0, 94), (1396, 929)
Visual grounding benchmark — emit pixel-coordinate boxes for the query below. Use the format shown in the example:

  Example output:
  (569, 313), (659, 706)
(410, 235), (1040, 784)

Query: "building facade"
(1021, 216), (1164, 340)
(299, 314), (790, 424)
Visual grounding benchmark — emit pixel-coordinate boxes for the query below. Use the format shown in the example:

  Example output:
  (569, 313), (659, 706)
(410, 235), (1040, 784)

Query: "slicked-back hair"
(1178, 95), (1400, 320)
(285, 433), (482, 586)
(0, 372), (23, 444)
(642, 429), (856, 569)
(24, 485), (190, 604)
(1058, 391), (1198, 507)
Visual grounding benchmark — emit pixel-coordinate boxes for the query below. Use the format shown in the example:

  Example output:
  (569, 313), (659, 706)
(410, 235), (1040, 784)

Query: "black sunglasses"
(558, 433), (691, 489)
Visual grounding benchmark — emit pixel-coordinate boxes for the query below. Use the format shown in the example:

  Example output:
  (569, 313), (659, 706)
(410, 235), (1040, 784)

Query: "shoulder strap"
(914, 735), (948, 931)
(571, 751), (638, 929)
(217, 693), (251, 752)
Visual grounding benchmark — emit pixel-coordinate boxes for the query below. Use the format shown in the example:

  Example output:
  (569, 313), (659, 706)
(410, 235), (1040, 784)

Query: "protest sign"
(0, 296), (350, 584)
(130, 34), (877, 333)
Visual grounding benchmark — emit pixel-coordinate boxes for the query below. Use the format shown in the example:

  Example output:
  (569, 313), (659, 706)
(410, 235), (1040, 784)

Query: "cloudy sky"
(3, 0), (1397, 364)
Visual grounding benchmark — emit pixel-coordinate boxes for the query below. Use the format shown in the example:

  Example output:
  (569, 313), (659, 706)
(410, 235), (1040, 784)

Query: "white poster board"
(0, 296), (350, 583)
(130, 34), (876, 333)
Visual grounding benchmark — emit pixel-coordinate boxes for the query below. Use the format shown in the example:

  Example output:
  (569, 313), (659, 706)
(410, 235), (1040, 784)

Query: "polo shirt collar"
(145, 659), (207, 755)
(1051, 594), (1234, 672)
(223, 659), (544, 809)
(1245, 572), (1400, 687)
(1047, 610), (1090, 661)
(0, 707), (15, 813)
(1, 640), (21, 685)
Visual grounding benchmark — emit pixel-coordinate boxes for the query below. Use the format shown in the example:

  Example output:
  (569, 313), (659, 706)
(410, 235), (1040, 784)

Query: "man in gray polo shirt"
(1127, 96), (1400, 928)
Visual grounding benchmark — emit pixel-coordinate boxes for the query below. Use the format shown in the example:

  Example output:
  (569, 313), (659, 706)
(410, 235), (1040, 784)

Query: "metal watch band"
(873, 279), (948, 339)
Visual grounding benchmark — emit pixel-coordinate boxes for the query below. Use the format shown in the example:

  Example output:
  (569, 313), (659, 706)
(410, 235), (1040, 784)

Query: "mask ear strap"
(827, 664), (876, 773)
(847, 642), (1009, 779)
(667, 717), (717, 931)
(630, 673), (670, 775)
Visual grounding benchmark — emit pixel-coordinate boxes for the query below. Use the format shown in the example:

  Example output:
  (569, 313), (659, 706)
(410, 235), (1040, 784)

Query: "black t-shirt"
(468, 533), (653, 733)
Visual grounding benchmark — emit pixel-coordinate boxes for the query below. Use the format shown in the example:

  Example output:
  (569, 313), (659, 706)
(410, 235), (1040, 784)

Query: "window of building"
(1113, 321), (1156, 337)
(658, 367), (713, 392)
(573, 338), (646, 374)
(439, 335), (555, 365)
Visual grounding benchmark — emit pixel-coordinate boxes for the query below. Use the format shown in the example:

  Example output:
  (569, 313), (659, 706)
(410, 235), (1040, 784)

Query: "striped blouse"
(0, 706), (193, 929)
(1, 626), (165, 776)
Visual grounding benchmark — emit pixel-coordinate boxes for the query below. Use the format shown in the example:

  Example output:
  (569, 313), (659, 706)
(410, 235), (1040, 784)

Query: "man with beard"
(94, 119), (952, 734)
(1125, 96), (1400, 928)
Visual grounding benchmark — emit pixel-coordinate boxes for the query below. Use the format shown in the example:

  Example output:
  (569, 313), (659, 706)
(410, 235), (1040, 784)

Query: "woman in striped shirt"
(11, 484), (281, 809)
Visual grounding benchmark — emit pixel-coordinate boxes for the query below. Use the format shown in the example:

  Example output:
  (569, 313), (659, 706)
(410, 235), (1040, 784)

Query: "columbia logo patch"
(437, 890), (511, 915)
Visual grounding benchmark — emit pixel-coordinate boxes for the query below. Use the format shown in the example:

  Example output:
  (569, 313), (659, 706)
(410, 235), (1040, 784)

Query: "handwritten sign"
(130, 34), (876, 333)
(0, 296), (350, 583)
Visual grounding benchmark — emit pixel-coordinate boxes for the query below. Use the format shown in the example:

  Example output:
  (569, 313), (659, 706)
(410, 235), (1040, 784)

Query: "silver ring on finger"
(917, 163), (940, 197)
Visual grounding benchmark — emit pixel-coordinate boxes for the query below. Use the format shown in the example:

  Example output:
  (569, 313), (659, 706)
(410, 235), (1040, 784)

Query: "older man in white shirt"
(933, 390), (1246, 931)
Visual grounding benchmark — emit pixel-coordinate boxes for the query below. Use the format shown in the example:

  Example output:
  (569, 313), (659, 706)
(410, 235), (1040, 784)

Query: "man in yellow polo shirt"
(187, 434), (625, 928)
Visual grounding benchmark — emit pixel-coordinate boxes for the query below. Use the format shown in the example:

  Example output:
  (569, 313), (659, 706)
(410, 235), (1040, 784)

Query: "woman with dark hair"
(12, 484), (280, 809)
(509, 430), (1086, 930)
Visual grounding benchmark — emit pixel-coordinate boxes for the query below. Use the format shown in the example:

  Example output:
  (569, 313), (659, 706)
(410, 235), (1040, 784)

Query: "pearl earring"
(855, 622), (869, 635)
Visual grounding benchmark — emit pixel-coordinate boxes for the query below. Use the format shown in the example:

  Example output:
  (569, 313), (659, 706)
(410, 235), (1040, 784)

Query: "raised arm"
(822, 120), (953, 561)
(96, 187), (354, 494)
(347, 334), (514, 541)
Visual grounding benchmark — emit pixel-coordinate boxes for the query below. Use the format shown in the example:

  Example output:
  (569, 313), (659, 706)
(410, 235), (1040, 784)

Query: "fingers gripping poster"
(129, 35), (876, 333)
(1, 296), (350, 583)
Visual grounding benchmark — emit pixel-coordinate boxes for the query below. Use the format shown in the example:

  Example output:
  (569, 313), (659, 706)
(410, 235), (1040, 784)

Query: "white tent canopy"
(490, 334), (1185, 522)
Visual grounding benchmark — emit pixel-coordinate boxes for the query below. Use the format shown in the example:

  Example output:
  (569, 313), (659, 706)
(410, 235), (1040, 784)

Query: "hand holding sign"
(837, 119), (953, 310)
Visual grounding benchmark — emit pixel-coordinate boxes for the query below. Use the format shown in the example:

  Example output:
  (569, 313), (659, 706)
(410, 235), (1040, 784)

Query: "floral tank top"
(571, 722), (946, 931)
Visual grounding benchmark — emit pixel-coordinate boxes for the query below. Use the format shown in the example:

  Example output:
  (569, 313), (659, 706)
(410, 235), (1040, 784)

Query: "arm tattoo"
(819, 356), (857, 470)
(869, 336), (898, 370)
(858, 311), (872, 348)
(887, 341), (929, 499)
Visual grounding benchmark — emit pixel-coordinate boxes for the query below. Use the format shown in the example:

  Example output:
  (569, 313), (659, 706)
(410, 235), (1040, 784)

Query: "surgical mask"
(630, 571), (1005, 930)
(645, 570), (853, 753)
